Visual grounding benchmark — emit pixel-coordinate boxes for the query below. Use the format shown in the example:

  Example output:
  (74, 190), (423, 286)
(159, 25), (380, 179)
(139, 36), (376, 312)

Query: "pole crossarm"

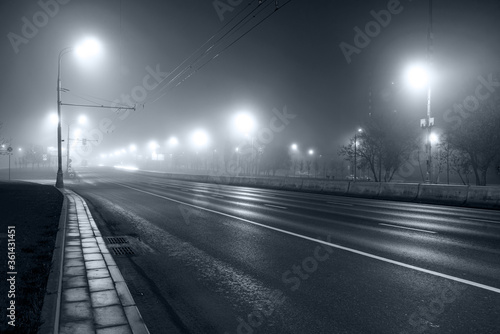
(60, 102), (136, 110)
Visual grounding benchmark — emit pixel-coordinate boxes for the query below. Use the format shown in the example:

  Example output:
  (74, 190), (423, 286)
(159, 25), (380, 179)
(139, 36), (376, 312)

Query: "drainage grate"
(106, 237), (129, 244)
(111, 246), (135, 256)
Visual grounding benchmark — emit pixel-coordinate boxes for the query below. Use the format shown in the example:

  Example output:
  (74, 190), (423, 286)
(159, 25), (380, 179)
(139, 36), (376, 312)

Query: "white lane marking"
(113, 182), (500, 294)
(264, 204), (287, 210)
(327, 201), (353, 206)
(379, 223), (437, 234)
(212, 195), (225, 198)
(460, 217), (500, 224)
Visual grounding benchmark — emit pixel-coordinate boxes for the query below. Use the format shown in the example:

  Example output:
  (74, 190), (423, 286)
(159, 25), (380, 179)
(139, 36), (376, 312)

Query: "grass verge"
(0, 181), (63, 333)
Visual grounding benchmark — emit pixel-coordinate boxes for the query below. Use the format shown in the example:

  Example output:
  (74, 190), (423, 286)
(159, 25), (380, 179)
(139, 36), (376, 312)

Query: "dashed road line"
(460, 217), (500, 224)
(327, 201), (354, 206)
(379, 223), (437, 234)
(264, 204), (287, 209)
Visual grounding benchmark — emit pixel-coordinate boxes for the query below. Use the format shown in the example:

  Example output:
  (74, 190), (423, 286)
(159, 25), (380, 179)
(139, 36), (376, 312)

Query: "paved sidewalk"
(57, 190), (150, 334)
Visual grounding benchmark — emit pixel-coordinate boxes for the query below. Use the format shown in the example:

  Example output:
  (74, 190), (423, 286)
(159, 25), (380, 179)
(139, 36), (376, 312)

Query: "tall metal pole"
(56, 47), (72, 188)
(425, 0), (434, 183)
(8, 153), (11, 181)
(447, 142), (450, 184)
(354, 132), (357, 182)
(66, 124), (70, 173)
(56, 54), (64, 187)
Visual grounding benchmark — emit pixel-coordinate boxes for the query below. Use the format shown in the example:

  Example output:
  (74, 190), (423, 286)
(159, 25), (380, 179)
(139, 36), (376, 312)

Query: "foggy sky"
(1, 0), (499, 166)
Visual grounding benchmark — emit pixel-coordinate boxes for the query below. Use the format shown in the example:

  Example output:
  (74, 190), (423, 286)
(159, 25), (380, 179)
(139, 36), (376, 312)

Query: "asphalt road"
(65, 167), (500, 334)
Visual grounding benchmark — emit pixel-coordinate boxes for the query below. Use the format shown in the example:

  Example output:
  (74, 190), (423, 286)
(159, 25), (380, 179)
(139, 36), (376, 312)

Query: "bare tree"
(259, 142), (291, 176)
(446, 101), (500, 185)
(339, 112), (418, 182)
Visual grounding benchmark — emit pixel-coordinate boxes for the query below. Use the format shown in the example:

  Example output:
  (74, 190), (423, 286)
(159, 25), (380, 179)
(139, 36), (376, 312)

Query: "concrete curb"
(39, 188), (150, 334)
(38, 187), (68, 334)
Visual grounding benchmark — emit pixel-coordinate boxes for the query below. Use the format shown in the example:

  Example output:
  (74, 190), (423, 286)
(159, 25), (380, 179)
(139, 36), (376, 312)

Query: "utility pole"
(354, 133), (357, 182)
(421, 0), (434, 183)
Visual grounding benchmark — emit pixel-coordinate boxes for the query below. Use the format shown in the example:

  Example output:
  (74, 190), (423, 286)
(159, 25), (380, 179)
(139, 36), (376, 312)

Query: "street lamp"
(66, 115), (86, 174)
(354, 128), (362, 182)
(169, 136), (178, 146)
(55, 38), (101, 188)
(192, 130), (208, 147)
(235, 147), (240, 175)
(234, 113), (256, 175)
(291, 143), (299, 175)
(234, 113), (255, 134)
(411, 0), (434, 183)
(308, 149), (314, 177)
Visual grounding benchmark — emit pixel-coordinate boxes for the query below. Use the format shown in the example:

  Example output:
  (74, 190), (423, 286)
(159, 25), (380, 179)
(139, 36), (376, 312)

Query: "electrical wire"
(147, 0), (293, 105)
(152, 2), (271, 93)
(146, 1), (258, 98)
(144, 0), (276, 104)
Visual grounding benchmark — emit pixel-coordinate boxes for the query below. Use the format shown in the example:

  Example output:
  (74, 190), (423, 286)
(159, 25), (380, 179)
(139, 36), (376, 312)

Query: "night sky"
(1, 0), (499, 167)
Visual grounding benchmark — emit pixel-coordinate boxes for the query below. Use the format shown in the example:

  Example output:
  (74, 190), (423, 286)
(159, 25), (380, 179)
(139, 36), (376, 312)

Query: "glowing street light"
(75, 37), (101, 58)
(192, 130), (208, 147)
(50, 113), (59, 125)
(291, 143), (298, 151)
(234, 113), (255, 134)
(405, 64), (429, 90)
(56, 38), (102, 188)
(308, 149), (314, 155)
(129, 144), (137, 152)
(429, 133), (439, 145)
(149, 141), (159, 151)
(169, 136), (179, 146)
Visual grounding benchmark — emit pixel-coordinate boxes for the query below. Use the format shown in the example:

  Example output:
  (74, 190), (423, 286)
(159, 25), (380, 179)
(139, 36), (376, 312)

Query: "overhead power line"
(145, 0), (293, 106)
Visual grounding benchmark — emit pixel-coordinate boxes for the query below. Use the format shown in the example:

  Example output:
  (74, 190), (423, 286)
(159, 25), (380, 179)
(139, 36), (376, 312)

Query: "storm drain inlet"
(111, 246), (135, 256)
(105, 237), (129, 244)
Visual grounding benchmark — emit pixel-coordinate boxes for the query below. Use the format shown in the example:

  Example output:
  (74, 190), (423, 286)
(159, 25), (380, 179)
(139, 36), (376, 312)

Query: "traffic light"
(82, 138), (87, 145)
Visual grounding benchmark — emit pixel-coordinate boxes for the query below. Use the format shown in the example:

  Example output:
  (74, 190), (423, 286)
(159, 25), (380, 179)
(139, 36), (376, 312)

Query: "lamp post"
(421, 0), (434, 183)
(308, 149), (314, 177)
(234, 112), (256, 175)
(55, 47), (74, 188)
(291, 143), (298, 176)
(354, 128), (362, 182)
(235, 147), (240, 176)
(429, 133), (439, 183)
(55, 38), (104, 188)
(168, 137), (177, 170)
(66, 115), (86, 174)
